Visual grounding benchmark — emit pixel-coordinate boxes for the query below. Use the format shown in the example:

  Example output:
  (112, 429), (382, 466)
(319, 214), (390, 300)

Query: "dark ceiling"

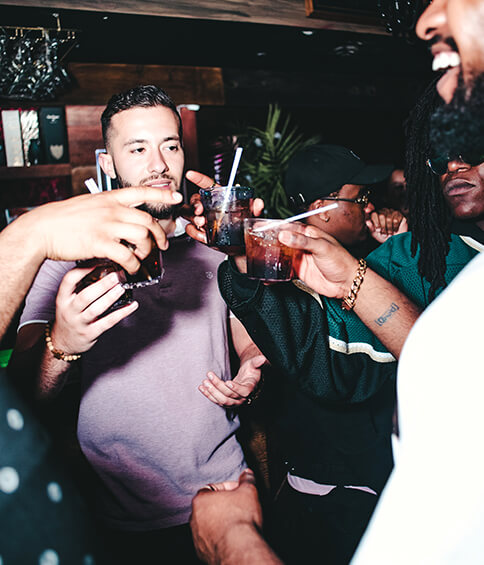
(0, 4), (433, 79)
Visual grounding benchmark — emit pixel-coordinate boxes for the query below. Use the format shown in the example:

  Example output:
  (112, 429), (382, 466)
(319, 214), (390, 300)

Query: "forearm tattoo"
(375, 302), (400, 326)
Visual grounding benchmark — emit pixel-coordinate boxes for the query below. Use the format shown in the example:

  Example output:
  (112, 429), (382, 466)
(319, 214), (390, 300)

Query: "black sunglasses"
(322, 189), (371, 207)
(288, 189), (371, 212)
(426, 153), (484, 175)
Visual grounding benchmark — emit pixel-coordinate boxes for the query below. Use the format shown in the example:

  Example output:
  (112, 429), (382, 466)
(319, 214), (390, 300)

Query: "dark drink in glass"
(75, 259), (134, 314)
(199, 186), (254, 254)
(75, 241), (163, 316)
(122, 242), (163, 289)
(244, 218), (301, 282)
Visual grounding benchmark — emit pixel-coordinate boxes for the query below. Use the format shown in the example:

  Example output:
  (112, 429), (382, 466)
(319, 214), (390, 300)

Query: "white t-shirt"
(352, 251), (484, 564)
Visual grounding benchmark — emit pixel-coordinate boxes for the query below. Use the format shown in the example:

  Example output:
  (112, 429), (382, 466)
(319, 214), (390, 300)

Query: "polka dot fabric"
(0, 368), (110, 564)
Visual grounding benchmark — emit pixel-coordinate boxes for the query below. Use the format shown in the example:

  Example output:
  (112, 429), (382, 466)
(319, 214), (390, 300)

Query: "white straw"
(221, 146), (244, 213)
(253, 202), (339, 232)
(227, 147), (243, 190)
(85, 178), (102, 194)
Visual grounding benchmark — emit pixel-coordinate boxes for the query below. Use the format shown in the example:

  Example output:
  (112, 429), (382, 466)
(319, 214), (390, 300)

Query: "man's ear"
(309, 199), (330, 222)
(98, 152), (116, 180)
(309, 199), (325, 211)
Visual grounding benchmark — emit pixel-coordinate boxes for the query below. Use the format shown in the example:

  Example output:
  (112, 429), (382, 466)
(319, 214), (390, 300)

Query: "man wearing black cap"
(207, 150), (414, 565)
(186, 146), (414, 564)
(285, 144), (406, 253)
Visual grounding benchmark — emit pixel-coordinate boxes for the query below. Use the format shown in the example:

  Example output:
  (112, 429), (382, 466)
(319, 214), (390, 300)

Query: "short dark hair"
(101, 84), (182, 147)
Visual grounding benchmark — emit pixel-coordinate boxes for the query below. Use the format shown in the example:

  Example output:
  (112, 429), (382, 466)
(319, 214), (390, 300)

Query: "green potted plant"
(236, 104), (321, 218)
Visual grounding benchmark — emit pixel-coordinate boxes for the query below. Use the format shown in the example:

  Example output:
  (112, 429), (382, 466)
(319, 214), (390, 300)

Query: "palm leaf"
(236, 104), (320, 217)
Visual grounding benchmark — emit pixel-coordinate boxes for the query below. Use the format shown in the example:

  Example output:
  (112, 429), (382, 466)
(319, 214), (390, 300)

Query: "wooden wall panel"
(179, 107), (199, 173)
(58, 63), (224, 106)
(0, 0), (385, 34)
(65, 105), (104, 168)
(65, 105), (104, 194)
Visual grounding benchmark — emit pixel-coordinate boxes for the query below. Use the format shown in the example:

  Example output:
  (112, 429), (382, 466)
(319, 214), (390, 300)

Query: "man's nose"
(415, 0), (447, 42)
(446, 158), (472, 174)
(149, 150), (168, 174)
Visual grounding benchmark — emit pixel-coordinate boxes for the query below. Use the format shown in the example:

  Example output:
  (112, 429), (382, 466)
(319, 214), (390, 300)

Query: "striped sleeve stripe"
(329, 336), (396, 363)
(293, 280), (395, 363)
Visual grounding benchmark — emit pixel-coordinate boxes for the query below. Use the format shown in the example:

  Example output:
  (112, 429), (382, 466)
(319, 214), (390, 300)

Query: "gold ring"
(209, 179), (217, 188)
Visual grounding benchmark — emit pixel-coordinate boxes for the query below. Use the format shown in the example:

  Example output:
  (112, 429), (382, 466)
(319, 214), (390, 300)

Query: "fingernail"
(114, 284), (125, 296)
(107, 272), (121, 284)
(226, 382), (234, 389)
(278, 232), (291, 245)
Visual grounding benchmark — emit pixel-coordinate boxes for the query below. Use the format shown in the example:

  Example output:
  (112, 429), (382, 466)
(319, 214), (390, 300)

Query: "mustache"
(427, 34), (459, 53)
(140, 174), (176, 184)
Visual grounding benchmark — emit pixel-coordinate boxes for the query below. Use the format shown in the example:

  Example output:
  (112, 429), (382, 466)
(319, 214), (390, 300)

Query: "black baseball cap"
(285, 144), (393, 208)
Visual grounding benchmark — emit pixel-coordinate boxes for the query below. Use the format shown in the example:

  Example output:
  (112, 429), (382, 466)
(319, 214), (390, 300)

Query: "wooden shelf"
(0, 164), (71, 180)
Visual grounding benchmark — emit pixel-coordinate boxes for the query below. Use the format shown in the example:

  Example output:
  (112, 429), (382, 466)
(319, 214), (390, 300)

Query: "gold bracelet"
(45, 321), (82, 362)
(341, 258), (367, 311)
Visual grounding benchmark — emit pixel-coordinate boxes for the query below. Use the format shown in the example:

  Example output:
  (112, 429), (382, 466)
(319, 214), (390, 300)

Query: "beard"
(116, 171), (182, 220)
(429, 71), (484, 159)
(135, 201), (179, 220)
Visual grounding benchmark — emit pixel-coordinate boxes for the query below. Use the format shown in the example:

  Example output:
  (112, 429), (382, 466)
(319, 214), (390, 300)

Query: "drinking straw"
(85, 178), (102, 194)
(227, 147), (243, 190)
(221, 147), (243, 213)
(253, 202), (339, 232)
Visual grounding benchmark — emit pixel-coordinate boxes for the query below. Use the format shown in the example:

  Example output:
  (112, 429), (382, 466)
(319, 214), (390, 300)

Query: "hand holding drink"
(120, 238), (163, 288)
(75, 240), (162, 315)
(243, 203), (339, 282)
(244, 219), (303, 282)
(76, 180), (169, 312)
(75, 259), (134, 314)
(199, 185), (254, 253)
(184, 152), (265, 250)
(197, 147), (255, 254)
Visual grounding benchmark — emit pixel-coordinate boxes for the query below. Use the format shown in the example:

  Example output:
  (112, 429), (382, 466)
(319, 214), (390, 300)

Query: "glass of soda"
(121, 239), (164, 289)
(243, 218), (302, 282)
(199, 185), (254, 254)
(75, 259), (134, 314)
(75, 241), (163, 315)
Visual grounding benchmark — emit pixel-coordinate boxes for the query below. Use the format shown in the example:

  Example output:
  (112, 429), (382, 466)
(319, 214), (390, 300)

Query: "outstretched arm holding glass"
(0, 186), (181, 341)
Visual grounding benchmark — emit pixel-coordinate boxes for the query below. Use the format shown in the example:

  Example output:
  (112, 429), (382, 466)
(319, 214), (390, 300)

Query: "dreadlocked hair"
(405, 78), (453, 301)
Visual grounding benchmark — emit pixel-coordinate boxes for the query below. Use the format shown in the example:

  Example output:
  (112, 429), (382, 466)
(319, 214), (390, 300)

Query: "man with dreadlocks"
(208, 81), (481, 564)
(404, 79), (484, 302)
(185, 77), (479, 560)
